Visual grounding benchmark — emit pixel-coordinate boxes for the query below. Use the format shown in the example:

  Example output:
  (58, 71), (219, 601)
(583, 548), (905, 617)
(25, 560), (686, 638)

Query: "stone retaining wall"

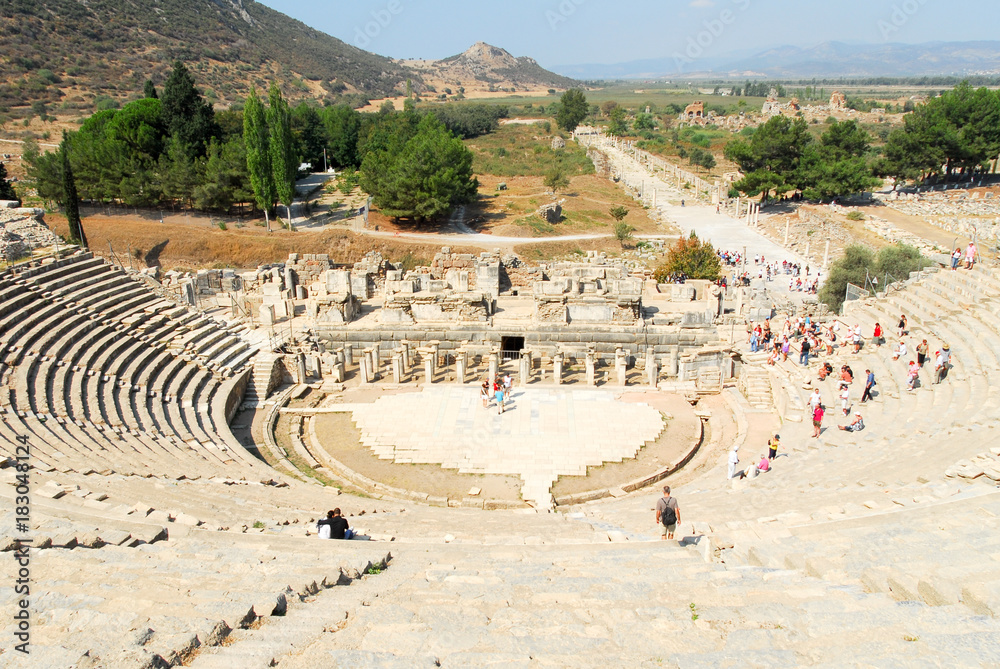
(317, 324), (719, 359)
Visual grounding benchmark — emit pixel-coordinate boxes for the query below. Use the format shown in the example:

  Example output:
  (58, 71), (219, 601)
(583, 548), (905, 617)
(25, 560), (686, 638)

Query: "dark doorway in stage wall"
(501, 336), (525, 361)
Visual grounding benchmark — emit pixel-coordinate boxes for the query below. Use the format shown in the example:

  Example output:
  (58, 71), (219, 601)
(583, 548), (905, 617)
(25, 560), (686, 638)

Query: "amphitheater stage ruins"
(5, 220), (1000, 666)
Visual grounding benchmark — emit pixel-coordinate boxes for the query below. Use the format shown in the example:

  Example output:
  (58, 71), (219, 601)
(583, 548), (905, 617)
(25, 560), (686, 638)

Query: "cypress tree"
(243, 87), (275, 231)
(266, 84), (296, 228)
(143, 80), (158, 99)
(60, 133), (87, 248)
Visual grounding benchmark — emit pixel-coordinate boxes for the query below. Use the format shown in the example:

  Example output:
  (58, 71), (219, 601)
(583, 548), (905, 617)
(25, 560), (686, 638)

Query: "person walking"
(861, 369), (876, 403)
(655, 486), (680, 541)
(767, 434), (780, 461)
(898, 314), (908, 338)
(727, 448), (739, 480)
(799, 338), (811, 366)
(812, 403), (824, 438)
(873, 322), (883, 347)
(916, 339), (929, 367)
(935, 345), (952, 384)
(481, 380), (491, 408)
(952, 247), (962, 270)
(965, 241), (977, 269)
(495, 385), (505, 414)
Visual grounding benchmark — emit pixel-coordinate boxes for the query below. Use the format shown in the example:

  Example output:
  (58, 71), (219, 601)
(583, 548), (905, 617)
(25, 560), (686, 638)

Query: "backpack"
(661, 501), (677, 526)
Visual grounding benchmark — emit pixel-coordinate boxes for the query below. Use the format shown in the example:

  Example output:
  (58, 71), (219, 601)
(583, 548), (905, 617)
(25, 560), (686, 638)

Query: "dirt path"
(858, 203), (963, 250)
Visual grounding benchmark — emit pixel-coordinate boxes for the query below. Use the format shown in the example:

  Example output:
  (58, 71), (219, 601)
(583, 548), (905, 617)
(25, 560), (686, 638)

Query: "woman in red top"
(812, 403), (824, 438)
(873, 323), (883, 348)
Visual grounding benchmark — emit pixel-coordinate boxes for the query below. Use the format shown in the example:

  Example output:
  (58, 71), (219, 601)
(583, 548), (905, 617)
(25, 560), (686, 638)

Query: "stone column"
(519, 351), (531, 386)
(783, 219), (790, 246)
(284, 266), (295, 293)
(362, 348), (373, 378)
(553, 353), (564, 385)
(343, 343), (353, 369)
(296, 353), (307, 384)
(615, 348), (628, 386)
(585, 350), (596, 387)
(335, 347), (345, 367)
(359, 354), (372, 384)
(332, 361), (345, 383)
(488, 351), (499, 388)
(429, 340), (441, 372)
(392, 354), (404, 385)
(371, 345), (380, 378)
(400, 341), (410, 369)
(646, 348), (658, 387)
(668, 346), (679, 377)
(423, 352), (435, 384)
(455, 352), (466, 385)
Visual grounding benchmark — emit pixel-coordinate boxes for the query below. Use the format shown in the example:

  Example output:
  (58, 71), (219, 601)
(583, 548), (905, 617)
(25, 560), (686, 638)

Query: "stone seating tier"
(0, 253), (260, 480)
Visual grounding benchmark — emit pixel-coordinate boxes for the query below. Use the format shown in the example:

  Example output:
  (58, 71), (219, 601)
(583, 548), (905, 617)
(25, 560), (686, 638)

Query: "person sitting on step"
(838, 412), (865, 432)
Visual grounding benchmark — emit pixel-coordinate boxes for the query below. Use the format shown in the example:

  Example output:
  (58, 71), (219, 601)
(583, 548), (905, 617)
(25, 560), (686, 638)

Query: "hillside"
(401, 42), (577, 96)
(0, 0), (418, 118)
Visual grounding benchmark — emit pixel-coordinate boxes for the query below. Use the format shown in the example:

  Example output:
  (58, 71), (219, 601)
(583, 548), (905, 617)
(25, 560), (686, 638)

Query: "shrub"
(846, 211), (865, 221)
(655, 232), (721, 281)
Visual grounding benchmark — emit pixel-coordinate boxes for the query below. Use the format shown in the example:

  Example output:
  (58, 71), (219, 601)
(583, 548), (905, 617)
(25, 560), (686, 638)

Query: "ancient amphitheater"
(3, 225), (1000, 667)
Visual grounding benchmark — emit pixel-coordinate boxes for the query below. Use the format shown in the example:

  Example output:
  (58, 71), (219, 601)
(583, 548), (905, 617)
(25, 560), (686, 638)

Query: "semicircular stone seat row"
(0, 251), (262, 479)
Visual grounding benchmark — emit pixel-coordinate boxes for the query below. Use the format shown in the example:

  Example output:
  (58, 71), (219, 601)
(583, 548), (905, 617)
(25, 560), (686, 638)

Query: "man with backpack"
(655, 486), (681, 541)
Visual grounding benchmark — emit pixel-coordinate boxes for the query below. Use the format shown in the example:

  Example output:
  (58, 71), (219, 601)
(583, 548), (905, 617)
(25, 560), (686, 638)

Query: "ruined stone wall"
(0, 207), (59, 260)
(286, 253), (334, 288)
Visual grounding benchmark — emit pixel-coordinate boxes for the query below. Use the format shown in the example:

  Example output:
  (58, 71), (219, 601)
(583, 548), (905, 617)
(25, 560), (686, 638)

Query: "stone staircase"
(737, 359), (773, 410)
(243, 353), (281, 409)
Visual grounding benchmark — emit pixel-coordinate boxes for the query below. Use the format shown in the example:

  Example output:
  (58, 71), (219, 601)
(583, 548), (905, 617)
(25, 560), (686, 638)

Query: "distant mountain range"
(553, 41), (1000, 80)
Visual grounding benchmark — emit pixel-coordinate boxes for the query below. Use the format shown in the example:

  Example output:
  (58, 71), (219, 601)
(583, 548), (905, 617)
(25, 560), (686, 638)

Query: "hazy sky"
(257, 0), (997, 67)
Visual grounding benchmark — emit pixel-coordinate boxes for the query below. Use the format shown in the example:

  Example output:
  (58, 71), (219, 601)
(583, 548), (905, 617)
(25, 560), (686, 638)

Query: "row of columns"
(331, 342), (677, 388)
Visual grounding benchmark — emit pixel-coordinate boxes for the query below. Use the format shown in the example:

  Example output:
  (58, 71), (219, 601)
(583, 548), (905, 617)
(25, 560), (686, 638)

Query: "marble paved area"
(350, 387), (665, 508)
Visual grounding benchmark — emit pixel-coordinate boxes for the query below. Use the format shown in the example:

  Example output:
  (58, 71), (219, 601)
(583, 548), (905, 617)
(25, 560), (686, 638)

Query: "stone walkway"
(347, 387), (665, 508)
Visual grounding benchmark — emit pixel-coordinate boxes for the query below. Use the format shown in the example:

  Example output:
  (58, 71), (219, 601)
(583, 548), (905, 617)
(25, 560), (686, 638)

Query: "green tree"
(655, 232), (721, 281)
(608, 106), (629, 136)
(0, 162), (19, 203)
(60, 133), (86, 248)
(143, 79), (158, 100)
(243, 87), (276, 231)
(360, 115), (477, 222)
(22, 139), (63, 205)
(556, 89), (588, 132)
(818, 243), (929, 313)
(609, 205), (629, 223)
(194, 137), (251, 212)
(158, 136), (201, 206)
(160, 61), (218, 159)
(725, 116), (811, 199)
(799, 120), (880, 200)
(634, 113), (655, 131)
(266, 84), (297, 227)
(614, 220), (634, 247)
(291, 103), (328, 169)
(323, 104), (362, 168)
(543, 166), (570, 194)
